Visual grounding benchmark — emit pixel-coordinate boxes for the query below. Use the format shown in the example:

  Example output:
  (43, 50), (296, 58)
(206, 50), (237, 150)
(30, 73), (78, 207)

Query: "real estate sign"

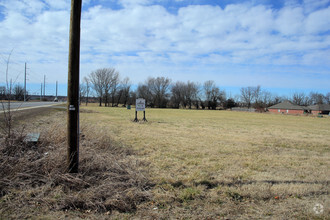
(136, 98), (145, 111)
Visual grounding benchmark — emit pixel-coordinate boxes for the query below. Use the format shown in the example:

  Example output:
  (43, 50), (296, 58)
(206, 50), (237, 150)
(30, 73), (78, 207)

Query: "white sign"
(69, 105), (75, 111)
(136, 98), (145, 111)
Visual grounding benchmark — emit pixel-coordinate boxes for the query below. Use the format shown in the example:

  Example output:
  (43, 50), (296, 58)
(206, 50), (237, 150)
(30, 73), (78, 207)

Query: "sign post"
(134, 98), (147, 122)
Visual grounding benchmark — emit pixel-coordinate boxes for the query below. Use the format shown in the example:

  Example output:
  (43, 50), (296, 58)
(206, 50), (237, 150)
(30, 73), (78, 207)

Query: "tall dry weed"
(0, 112), (151, 219)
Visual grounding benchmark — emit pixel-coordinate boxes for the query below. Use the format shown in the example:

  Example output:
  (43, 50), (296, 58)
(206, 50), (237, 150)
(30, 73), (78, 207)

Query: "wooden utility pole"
(43, 75), (46, 98)
(67, 0), (82, 173)
(24, 62), (26, 102)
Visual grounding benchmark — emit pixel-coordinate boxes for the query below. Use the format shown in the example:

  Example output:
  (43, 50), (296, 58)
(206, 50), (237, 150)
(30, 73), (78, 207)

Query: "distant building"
(268, 100), (307, 115)
(308, 104), (330, 115)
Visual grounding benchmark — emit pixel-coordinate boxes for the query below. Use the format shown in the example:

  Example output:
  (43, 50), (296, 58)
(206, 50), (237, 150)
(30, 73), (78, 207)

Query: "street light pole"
(67, 0), (82, 173)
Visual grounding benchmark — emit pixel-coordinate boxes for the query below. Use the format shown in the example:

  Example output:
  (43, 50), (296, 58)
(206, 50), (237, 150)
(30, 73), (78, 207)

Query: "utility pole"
(24, 62), (27, 102)
(67, 0), (82, 173)
(43, 75), (46, 99)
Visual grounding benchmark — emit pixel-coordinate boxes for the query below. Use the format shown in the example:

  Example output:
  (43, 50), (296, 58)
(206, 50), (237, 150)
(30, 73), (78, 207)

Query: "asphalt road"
(0, 101), (64, 111)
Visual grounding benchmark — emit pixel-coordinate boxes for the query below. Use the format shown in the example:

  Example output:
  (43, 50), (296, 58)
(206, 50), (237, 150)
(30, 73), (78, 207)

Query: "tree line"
(0, 84), (29, 101)
(80, 68), (330, 110)
(2, 67), (328, 109)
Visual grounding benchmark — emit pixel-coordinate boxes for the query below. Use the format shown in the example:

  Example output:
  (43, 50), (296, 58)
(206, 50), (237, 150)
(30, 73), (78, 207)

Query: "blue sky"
(0, 0), (329, 97)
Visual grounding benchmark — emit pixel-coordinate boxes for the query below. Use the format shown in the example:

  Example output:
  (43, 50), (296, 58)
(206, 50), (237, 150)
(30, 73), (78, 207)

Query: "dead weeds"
(0, 111), (151, 219)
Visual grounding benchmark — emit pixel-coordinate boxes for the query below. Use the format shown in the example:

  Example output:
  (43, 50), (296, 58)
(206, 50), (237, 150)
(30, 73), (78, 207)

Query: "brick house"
(308, 104), (330, 115)
(268, 100), (307, 115)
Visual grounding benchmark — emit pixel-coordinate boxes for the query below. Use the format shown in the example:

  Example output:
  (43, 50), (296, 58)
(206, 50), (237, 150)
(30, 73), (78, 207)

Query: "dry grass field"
(1, 104), (329, 219)
(80, 105), (329, 219)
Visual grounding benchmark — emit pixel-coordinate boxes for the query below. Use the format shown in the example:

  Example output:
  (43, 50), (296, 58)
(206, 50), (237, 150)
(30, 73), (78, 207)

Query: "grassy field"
(1, 104), (329, 219)
(79, 105), (329, 219)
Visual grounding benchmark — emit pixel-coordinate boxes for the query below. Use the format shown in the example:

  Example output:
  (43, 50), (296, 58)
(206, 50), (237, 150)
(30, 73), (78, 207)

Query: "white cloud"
(275, 6), (304, 36)
(44, 0), (70, 10)
(305, 6), (330, 34)
(118, 0), (152, 8)
(303, 0), (330, 13)
(0, 0), (329, 92)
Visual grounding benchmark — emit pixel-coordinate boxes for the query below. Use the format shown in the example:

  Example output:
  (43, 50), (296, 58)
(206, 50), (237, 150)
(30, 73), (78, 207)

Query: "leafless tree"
(1, 50), (15, 140)
(120, 77), (131, 107)
(13, 84), (25, 101)
(83, 77), (90, 106)
(89, 68), (120, 107)
(171, 81), (185, 108)
(240, 86), (261, 108)
(309, 92), (325, 105)
(253, 85), (261, 104)
(204, 80), (221, 110)
(185, 81), (199, 109)
(147, 77), (171, 108)
(325, 92), (330, 104)
(110, 71), (120, 107)
(292, 92), (309, 106)
(260, 90), (273, 107)
(0, 86), (5, 100)
(103, 71), (113, 107)
(137, 84), (152, 107)
(89, 69), (105, 106)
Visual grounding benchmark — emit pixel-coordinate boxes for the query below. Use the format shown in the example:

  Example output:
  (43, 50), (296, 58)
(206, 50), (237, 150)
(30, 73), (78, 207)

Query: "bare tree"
(110, 71), (120, 107)
(292, 92), (309, 106)
(260, 90), (273, 107)
(241, 86), (255, 108)
(89, 69), (105, 106)
(326, 92), (330, 104)
(1, 50), (15, 140)
(185, 81), (199, 109)
(171, 81), (185, 108)
(170, 81), (200, 109)
(83, 77), (90, 106)
(0, 86), (5, 100)
(103, 70), (114, 107)
(120, 77), (131, 107)
(13, 84), (25, 101)
(88, 68), (120, 107)
(129, 90), (137, 106)
(204, 80), (221, 110)
(137, 84), (152, 107)
(253, 85), (261, 104)
(309, 92), (325, 105)
(147, 77), (171, 108)
(192, 83), (202, 109)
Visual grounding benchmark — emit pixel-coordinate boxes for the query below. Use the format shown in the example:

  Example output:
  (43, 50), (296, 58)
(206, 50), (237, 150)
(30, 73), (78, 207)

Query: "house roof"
(268, 100), (305, 110)
(308, 104), (330, 111)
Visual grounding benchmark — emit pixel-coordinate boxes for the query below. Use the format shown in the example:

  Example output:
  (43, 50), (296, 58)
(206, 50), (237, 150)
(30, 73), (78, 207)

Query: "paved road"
(0, 101), (64, 111)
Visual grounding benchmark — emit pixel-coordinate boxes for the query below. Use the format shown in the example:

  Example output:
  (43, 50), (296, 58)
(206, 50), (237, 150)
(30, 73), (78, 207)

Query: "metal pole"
(67, 0), (82, 173)
(134, 111), (138, 122)
(143, 110), (147, 121)
(24, 62), (26, 102)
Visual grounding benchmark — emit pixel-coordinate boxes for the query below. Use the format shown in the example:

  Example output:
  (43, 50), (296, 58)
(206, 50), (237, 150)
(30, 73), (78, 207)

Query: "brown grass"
(0, 109), (150, 219)
(1, 105), (329, 219)
(80, 105), (329, 219)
